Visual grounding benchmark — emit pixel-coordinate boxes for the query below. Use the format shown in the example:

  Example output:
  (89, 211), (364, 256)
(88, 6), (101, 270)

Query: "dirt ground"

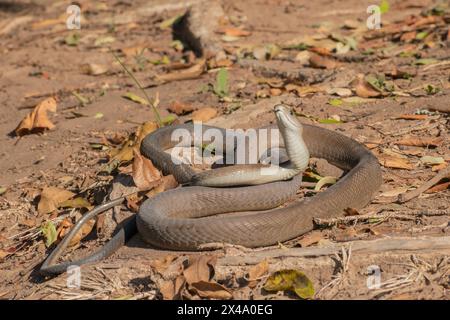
(0, 0), (449, 300)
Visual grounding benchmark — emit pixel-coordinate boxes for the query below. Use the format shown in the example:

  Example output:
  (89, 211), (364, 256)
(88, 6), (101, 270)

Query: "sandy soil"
(0, 0), (449, 300)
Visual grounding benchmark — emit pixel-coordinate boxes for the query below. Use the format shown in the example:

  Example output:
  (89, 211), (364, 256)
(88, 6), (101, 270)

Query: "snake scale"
(40, 105), (382, 275)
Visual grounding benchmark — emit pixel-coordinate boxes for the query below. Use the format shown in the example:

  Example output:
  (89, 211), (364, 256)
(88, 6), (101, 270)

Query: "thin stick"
(110, 50), (162, 127)
(398, 166), (450, 203)
(313, 209), (450, 227)
(218, 236), (450, 266)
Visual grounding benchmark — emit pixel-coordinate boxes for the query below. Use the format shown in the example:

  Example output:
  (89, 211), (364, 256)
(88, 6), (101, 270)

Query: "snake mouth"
(274, 104), (303, 131)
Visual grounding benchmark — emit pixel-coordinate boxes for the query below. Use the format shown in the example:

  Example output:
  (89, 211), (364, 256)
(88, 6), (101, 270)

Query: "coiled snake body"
(40, 105), (382, 275)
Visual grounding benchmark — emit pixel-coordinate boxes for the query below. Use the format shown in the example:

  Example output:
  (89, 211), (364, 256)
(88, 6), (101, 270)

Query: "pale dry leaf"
(38, 187), (75, 215)
(132, 148), (162, 190)
(308, 52), (339, 69)
(15, 97), (57, 136)
(326, 87), (352, 97)
(156, 59), (205, 83)
(81, 63), (109, 76)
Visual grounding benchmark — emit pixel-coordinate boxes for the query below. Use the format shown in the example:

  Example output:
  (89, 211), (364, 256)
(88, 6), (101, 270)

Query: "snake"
(40, 105), (382, 275)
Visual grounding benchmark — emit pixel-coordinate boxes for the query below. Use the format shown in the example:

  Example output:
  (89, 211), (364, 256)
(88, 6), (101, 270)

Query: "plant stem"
(110, 50), (163, 127)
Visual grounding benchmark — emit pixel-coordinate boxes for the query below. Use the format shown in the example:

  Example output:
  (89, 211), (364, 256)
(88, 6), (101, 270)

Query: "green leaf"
(65, 33), (80, 46)
(328, 98), (343, 107)
(416, 31), (428, 40)
(41, 221), (57, 247)
(264, 270), (315, 299)
(424, 84), (440, 95)
(380, 0), (390, 14)
(162, 114), (177, 126)
(94, 112), (104, 119)
(0, 187), (6, 195)
(89, 143), (108, 151)
(170, 40), (184, 51)
(318, 118), (342, 124)
(122, 92), (149, 105)
(213, 68), (229, 98)
(365, 74), (385, 92)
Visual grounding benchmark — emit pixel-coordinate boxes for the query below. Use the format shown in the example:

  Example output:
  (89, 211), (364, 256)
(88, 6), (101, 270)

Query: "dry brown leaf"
(426, 181), (450, 193)
(81, 63), (109, 76)
(156, 59), (205, 83)
(61, 218), (95, 246)
(377, 154), (414, 170)
(183, 255), (216, 285)
(354, 74), (382, 98)
(247, 260), (269, 288)
(150, 255), (177, 274)
(132, 148), (162, 190)
(136, 121), (158, 145)
(38, 187), (75, 215)
(15, 97), (57, 136)
(285, 84), (324, 97)
(396, 137), (443, 148)
(168, 101), (196, 115)
(190, 281), (233, 300)
(309, 47), (332, 56)
(160, 275), (186, 300)
(216, 27), (251, 37)
(191, 107), (218, 122)
(120, 45), (147, 57)
(297, 231), (324, 247)
(309, 52), (339, 69)
(400, 31), (417, 42)
(397, 114), (427, 120)
(146, 175), (179, 197)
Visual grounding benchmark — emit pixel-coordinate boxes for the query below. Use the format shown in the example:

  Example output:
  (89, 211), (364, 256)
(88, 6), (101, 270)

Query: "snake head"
(274, 104), (303, 133)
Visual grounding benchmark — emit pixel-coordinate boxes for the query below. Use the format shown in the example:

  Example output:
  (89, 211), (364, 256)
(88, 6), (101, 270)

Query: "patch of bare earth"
(0, 0), (449, 299)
